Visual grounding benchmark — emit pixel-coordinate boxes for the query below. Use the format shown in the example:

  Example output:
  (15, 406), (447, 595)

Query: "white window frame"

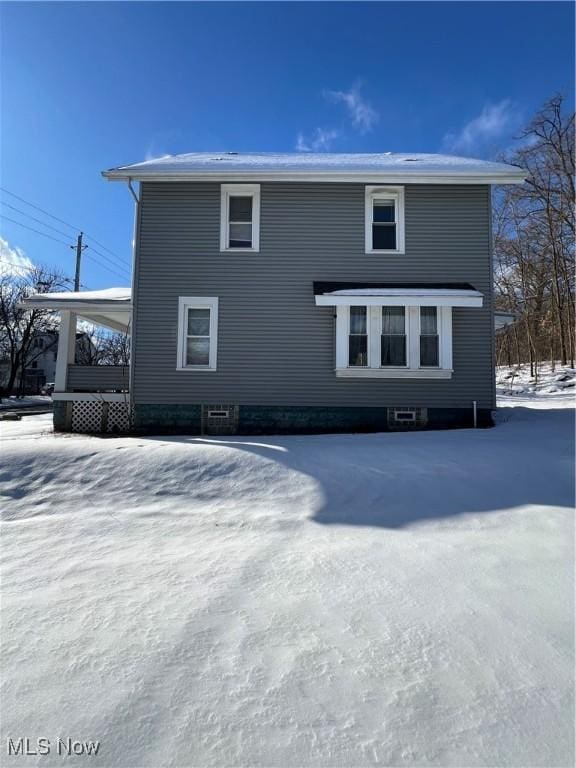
(177, 296), (219, 371)
(220, 184), (260, 252)
(335, 305), (452, 378)
(365, 185), (405, 255)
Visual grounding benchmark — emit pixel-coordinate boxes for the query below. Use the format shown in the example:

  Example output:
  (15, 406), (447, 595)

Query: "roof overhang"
(313, 282), (483, 308)
(20, 290), (132, 334)
(103, 170), (526, 185)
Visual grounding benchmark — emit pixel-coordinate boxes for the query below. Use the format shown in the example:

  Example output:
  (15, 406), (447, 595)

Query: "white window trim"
(177, 296), (219, 371)
(335, 305), (452, 378)
(365, 185), (405, 255)
(220, 184), (260, 252)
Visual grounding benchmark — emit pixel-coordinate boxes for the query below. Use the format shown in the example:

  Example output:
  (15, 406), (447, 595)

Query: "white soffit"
(315, 288), (483, 308)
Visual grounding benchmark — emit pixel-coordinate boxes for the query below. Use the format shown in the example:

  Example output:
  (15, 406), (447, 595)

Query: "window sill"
(176, 366), (217, 372)
(336, 368), (452, 379)
(219, 248), (260, 254)
(365, 249), (405, 256)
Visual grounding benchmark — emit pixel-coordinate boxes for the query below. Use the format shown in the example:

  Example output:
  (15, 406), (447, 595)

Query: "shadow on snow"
(140, 407), (574, 529)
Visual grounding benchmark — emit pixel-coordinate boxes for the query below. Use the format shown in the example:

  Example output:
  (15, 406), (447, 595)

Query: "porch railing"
(66, 365), (129, 392)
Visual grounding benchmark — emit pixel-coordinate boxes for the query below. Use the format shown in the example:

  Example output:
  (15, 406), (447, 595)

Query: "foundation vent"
(202, 404), (239, 435)
(387, 407), (428, 430)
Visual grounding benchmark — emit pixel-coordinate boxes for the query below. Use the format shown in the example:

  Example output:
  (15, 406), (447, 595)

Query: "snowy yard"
(1, 376), (574, 767)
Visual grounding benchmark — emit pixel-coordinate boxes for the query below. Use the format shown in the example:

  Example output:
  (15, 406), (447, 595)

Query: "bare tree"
(0, 265), (68, 398)
(74, 325), (131, 367)
(494, 94), (575, 373)
(75, 326), (109, 366)
(99, 329), (131, 367)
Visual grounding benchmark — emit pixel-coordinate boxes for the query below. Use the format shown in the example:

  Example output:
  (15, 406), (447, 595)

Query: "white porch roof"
(21, 288), (132, 334)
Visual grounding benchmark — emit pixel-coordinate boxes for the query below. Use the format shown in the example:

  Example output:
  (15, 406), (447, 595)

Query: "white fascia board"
(21, 300), (132, 314)
(315, 293), (483, 308)
(103, 170), (526, 185)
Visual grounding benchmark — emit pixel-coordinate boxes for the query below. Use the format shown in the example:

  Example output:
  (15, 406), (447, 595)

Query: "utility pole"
(71, 232), (87, 291)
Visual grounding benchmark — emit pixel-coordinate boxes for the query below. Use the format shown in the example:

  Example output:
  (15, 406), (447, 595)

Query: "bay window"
(315, 282), (483, 380)
(337, 304), (453, 378)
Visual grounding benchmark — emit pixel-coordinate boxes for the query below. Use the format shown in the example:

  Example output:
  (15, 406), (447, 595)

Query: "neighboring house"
(0, 331), (94, 394)
(24, 152), (525, 434)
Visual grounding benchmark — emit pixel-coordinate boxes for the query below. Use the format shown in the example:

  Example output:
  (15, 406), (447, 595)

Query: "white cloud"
(296, 127), (339, 152)
(0, 237), (34, 278)
(324, 83), (379, 133)
(442, 100), (521, 155)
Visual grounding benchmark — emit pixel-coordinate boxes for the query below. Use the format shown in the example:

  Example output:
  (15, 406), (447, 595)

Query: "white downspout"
(126, 178), (139, 423)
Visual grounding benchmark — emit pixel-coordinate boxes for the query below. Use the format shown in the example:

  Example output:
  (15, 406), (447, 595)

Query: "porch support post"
(54, 311), (77, 392)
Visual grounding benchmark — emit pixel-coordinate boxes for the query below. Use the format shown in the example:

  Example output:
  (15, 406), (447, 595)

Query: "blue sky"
(1, 1), (573, 289)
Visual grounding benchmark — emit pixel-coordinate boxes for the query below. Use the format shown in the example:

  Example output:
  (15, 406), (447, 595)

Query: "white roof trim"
(104, 170), (526, 185)
(315, 288), (483, 308)
(21, 288), (131, 313)
(103, 152), (526, 185)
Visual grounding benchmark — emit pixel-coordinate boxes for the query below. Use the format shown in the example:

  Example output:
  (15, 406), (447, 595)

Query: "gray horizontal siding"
(67, 365), (129, 392)
(133, 182), (494, 408)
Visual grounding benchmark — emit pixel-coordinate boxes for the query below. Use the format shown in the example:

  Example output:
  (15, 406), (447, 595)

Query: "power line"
(0, 258), (77, 284)
(0, 186), (78, 232)
(83, 252), (130, 283)
(1, 201), (74, 240)
(85, 244), (131, 277)
(0, 214), (130, 283)
(0, 259), (35, 275)
(83, 234), (130, 267)
(0, 215), (72, 247)
(0, 185), (131, 269)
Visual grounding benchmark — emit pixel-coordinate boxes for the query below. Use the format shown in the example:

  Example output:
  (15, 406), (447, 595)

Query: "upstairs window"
(220, 184), (260, 252)
(365, 186), (405, 254)
(177, 297), (218, 371)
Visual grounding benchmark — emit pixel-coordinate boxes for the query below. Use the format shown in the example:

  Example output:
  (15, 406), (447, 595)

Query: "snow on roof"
(326, 288), (482, 297)
(24, 288), (131, 305)
(20, 288), (132, 333)
(312, 282), (484, 307)
(103, 152), (526, 184)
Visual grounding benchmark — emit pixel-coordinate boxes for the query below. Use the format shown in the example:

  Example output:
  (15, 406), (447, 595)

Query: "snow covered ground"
(1, 382), (574, 767)
(496, 361), (576, 407)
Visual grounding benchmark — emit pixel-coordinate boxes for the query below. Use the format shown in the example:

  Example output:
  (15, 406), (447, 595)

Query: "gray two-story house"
(26, 152), (525, 434)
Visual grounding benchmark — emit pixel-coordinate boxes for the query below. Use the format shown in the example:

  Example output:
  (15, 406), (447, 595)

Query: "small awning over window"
(313, 282), (483, 308)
